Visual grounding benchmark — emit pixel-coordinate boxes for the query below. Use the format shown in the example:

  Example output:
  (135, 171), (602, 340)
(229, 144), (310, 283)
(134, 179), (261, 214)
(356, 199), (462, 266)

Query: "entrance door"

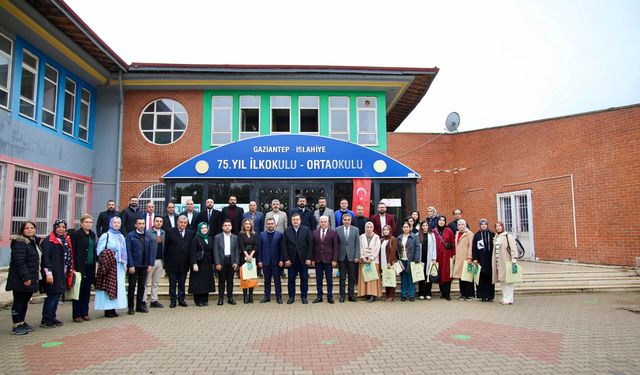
(255, 183), (330, 216)
(257, 185), (291, 214)
(292, 185), (328, 211)
(496, 190), (535, 259)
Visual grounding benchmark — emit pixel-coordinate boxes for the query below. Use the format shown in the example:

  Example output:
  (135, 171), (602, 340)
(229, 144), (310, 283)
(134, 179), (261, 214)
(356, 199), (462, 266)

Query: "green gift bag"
(461, 262), (474, 282)
(362, 263), (379, 282)
(473, 265), (482, 285)
(382, 267), (397, 287)
(505, 263), (523, 284)
(65, 271), (81, 300)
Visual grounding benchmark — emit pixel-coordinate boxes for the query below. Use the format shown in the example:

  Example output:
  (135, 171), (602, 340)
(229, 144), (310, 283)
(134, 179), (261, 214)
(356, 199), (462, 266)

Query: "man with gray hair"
(163, 215), (194, 308)
(265, 199), (287, 233)
(312, 216), (338, 303)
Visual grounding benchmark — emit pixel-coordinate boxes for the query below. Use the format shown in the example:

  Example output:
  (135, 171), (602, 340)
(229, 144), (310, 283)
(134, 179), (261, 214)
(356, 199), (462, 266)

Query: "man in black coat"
(221, 195), (244, 235)
(197, 198), (223, 237)
(447, 208), (470, 234)
(163, 215), (194, 308)
(180, 199), (198, 232)
(281, 213), (314, 304)
(120, 196), (142, 235)
(162, 202), (179, 232)
(96, 200), (118, 237)
(289, 196), (317, 230)
(213, 220), (240, 305)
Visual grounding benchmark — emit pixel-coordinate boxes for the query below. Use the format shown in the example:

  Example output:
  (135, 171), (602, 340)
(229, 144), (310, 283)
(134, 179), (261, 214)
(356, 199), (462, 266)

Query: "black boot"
(243, 290), (249, 304)
(248, 289), (254, 303)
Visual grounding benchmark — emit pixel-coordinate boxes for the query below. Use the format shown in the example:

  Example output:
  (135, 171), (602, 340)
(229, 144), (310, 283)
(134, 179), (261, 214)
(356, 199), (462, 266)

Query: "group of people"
(6, 195), (520, 336)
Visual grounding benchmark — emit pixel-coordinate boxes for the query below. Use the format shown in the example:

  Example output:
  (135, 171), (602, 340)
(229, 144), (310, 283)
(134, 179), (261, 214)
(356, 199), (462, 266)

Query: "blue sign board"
(163, 134), (419, 179)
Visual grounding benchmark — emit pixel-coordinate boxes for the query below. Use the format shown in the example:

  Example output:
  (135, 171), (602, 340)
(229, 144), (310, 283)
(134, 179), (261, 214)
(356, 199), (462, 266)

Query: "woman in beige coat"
(453, 219), (474, 301)
(492, 221), (519, 305)
(357, 222), (382, 302)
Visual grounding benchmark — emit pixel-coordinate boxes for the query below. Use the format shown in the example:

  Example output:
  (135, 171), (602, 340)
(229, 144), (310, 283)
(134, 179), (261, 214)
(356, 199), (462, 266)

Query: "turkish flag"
(352, 179), (371, 217)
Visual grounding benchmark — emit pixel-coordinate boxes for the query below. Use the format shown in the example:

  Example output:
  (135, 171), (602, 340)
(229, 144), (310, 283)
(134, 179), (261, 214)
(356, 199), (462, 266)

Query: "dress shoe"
(217, 298), (224, 306)
(178, 300), (188, 307)
(348, 296), (357, 302)
(367, 296), (375, 303)
(82, 316), (91, 321)
(53, 319), (64, 326)
(301, 297), (308, 304)
(136, 305), (149, 313)
(203, 301), (209, 306)
(127, 307), (135, 315)
(327, 297), (335, 304)
(312, 297), (323, 304)
(227, 298), (236, 305)
(73, 317), (83, 323)
(287, 297), (295, 304)
(260, 297), (271, 303)
(339, 296), (345, 303)
(150, 301), (164, 308)
(169, 300), (177, 308)
(40, 321), (56, 328)
(276, 297), (283, 304)
(445, 296), (451, 301)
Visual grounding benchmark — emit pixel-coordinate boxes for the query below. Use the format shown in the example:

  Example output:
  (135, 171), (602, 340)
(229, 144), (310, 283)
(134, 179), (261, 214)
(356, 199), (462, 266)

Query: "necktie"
(321, 229), (325, 241)
(345, 227), (349, 239)
(180, 230), (184, 238)
(208, 210), (211, 221)
(148, 214), (152, 229)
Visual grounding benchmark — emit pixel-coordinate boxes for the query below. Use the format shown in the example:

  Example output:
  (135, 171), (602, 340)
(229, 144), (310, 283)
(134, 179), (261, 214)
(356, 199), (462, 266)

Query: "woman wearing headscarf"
(379, 224), (398, 301)
(357, 221), (382, 302)
(418, 221), (437, 300)
(6, 221), (41, 335)
(70, 214), (97, 322)
(397, 221), (421, 301)
(493, 221), (519, 305)
(453, 219), (475, 301)
(472, 218), (495, 302)
(40, 219), (74, 328)
(433, 216), (455, 300)
(95, 216), (127, 318)
(189, 222), (215, 306)
(238, 218), (260, 304)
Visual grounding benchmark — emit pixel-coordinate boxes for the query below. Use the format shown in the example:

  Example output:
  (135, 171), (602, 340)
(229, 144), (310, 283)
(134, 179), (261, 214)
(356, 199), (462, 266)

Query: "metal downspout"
(115, 71), (124, 208)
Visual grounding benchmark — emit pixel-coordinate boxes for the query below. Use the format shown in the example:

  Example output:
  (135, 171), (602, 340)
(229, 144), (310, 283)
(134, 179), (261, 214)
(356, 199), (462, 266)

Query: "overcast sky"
(66, 0), (640, 133)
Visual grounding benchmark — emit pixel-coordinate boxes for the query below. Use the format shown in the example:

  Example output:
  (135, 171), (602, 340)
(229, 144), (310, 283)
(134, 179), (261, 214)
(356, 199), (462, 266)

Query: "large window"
(78, 89), (91, 142)
(42, 64), (58, 128)
(19, 50), (38, 119)
(11, 168), (31, 235)
(58, 177), (71, 223)
(139, 183), (166, 217)
(73, 181), (86, 228)
(239, 95), (260, 140)
(211, 96), (232, 145)
(140, 98), (188, 145)
(0, 33), (12, 109)
(329, 96), (349, 141)
(62, 78), (76, 136)
(36, 173), (52, 235)
(357, 97), (377, 145)
(271, 96), (290, 132)
(299, 96), (319, 134)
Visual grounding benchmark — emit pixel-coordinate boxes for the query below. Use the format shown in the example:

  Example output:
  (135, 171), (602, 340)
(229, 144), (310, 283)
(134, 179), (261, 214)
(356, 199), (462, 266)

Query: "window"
(271, 96), (290, 132)
(211, 96), (232, 145)
(329, 96), (349, 141)
(357, 97), (377, 145)
(62, 78), (76, 135)
(140, 98), (188, 145)
(0, 164), (5, 233)
(36, 173), (52, 236)
(19, 50), (38, 119)
(11, 168), (31, 235)
(74, 181), (86, 228)
(138, 183), (166, 217)
(0, 33), (12, 109)
(41, 64), (58, 128)
(58, 177), (71, 223)
(299, 96), (319, 134)
(79, 89), (91, 141)
(239, 95), (260, 140)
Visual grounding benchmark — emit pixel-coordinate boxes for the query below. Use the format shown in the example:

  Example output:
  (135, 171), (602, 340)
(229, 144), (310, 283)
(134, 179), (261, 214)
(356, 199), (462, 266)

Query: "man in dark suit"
(162, 202), (179, 232)
(163, 215), (194, 308)
(257, 218), (284, 304)
(281, 212), (314, 304)
(120, 196), (142, 235)
(289, 196), (317, 230)
(197, 198), (223, 237)
(221, 195), (245, 235)
(179, 199), (198, 231)
(243, 200), (264, 235)
(96, 199), (119, 237)
(353, 204), (370, 237)
(371, 201), (396, 237)
(312, 216), (339, 304)
(213, 220), (239, 305)
(336, 213), (360, 302)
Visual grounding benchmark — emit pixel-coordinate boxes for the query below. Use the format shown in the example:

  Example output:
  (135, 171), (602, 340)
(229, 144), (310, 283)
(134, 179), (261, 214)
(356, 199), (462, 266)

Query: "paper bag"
(473, 265), (482, 285)
(381, 267), (397, 287)
(461, 263), (475, 282)
(65, 271), (81, 300)
(241, 260), (258, 280)
(392, 260), (404, 275)
(410, 262), (425, 282)
(239, 266), (259, 289)
(362, 263), (379, 282)
(505, 263), (523, 284)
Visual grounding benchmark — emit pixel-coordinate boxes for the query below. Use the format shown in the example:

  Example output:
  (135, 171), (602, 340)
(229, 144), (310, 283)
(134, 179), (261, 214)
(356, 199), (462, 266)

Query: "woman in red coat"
(432, 216), (455, 300)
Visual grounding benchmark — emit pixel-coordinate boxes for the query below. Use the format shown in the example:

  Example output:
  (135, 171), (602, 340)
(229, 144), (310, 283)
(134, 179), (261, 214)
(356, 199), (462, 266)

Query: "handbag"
(362, 262), (379, 282)
(428, 262), (439, 283)
(239, 266), (259, 289)
(381, 267), (397, 287)
(461, 262), (474, 282)
(505, 263), (523, 284)
(410, 262), (425, 282)
(473, 264), (482, 285)
(392, 260), (404, 275)
(241, 260), (258, 280)
(65, 271), (82, 300)
(435, 230), (453, 249)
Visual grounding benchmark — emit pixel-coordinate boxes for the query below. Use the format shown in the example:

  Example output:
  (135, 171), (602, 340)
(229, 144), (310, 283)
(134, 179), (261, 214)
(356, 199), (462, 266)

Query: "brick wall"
(120, 91), (203, 205)
(389, 104), (640, 266)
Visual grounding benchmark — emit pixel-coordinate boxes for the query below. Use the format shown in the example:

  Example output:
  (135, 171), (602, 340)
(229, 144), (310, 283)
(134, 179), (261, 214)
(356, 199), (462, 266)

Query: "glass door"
(497, 189), (535, 259)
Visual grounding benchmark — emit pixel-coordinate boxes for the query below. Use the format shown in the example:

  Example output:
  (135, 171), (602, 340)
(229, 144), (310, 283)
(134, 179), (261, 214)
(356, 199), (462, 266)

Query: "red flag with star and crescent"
(352, 179), (371, 217)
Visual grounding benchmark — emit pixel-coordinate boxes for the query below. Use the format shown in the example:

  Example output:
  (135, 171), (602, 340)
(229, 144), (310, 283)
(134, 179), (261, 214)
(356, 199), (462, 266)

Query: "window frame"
(41, 64), (59, 129)
(78, 88), (91, 142)
(35, 173), (52, 236)
(62, 77), (76, 136)
(270, 96), (291, 133)
(57, 177), (71, 223)
(356, 96), (378, 146)
(210, 95), (233, 146)
(73, 181), (86, 228)
(298, 96), (320, 134)
(329, 96), (350, 141)
(0, 32), (13, 111)
(138, 183), (167, 217)
(19, 49), (39, 120)
(239, 95), (260, 140)
(11, 168), (31, 235)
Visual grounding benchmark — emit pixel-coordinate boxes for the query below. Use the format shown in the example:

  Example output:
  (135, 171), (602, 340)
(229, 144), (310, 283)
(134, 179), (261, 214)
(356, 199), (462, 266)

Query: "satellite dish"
(445, 112), (460, 132)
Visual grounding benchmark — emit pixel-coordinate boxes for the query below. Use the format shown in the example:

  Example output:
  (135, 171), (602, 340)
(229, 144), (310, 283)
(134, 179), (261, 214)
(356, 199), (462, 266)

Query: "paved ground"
(1, 291), (639, 375)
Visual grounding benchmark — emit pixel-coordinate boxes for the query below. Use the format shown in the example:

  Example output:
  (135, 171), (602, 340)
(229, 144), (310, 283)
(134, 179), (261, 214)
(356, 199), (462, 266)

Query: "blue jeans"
(400, 260), (415, 298)
(42, 293), (61, 324)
